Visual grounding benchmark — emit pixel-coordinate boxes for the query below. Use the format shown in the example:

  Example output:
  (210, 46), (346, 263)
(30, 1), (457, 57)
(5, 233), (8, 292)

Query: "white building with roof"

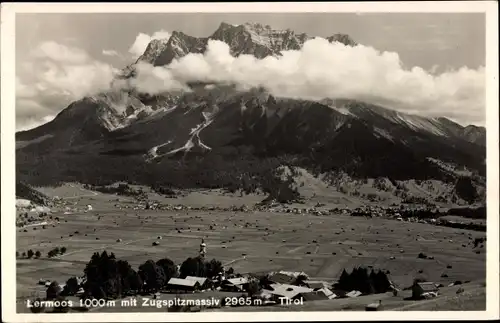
(166, 278), (201, 291)
(264, 283), (313, 301)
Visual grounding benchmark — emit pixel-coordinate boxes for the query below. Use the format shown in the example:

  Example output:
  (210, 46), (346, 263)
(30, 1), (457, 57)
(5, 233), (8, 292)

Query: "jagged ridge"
(134, 22), (357, 68)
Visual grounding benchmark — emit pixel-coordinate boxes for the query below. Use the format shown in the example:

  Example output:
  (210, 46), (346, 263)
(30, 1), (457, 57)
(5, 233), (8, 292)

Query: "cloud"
(16, 41), (118, 130)
(126, 62), (188, 94)
(33, 41), (89, 64)
(131, 38), (485, 125)
(17, 115), (56, 132)
(102, 49), (120, 57)
(128, 30), (172, 58)
(17, 37), (485, 130)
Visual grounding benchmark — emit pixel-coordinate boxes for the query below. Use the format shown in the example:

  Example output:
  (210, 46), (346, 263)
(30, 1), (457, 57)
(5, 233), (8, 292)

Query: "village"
(28, 236), (466, 314)
(15, 183), (486, 313)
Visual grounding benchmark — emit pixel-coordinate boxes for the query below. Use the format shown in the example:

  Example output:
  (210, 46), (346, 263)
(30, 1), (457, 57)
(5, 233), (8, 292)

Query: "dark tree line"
(178, 257), (223, 279)
(446, 206), (486, 220)
(82, 251), (143, 299)
(16, 181), (50, 205)
(47, 246), (67, 258)
(89, 183), (147, 198)
(17, 249), (42, 259)
(453, 177), (478, 203)
(17, 150), (306, 204)
(334, 267), (392, 295)
(260, 166), (301, 204)
(48, 250), (227, 303)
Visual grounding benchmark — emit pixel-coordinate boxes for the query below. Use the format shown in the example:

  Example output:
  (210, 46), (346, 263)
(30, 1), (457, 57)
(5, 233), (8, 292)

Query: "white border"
(1, 2), (499, 322)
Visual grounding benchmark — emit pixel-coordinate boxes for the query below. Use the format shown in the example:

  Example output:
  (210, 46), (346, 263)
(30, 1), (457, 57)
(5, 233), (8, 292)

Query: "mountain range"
(16, 22), (486, 203)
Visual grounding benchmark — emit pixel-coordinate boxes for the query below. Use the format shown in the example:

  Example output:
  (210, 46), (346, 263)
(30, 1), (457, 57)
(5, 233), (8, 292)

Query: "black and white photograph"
(1, 2), (499, 321)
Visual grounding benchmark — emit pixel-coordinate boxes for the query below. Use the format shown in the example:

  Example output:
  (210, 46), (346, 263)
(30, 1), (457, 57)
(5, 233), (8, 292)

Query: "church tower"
(199, 238), (207, 258)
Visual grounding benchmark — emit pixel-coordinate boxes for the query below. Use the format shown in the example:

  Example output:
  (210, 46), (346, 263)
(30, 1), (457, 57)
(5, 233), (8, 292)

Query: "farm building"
(166, 278), (200, 292)
(296, 291), (330, 302)
(346, 290), (362, 298)
(264, 283), (313, 301)
(185, 276), (212, 290)
(221, 277), (249, 292)
(365, 300), (382, 311)
(303, 280), (330, 290)
(412, 282), (439, 300)
(317, 287), (337, 299)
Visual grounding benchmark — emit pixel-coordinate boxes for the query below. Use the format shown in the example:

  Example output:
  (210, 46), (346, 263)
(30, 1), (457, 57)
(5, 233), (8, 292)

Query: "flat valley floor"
(16, 185), (486, 312)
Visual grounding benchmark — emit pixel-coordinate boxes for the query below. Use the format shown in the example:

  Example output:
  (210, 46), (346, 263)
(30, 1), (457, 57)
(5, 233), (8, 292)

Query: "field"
(16, 185), (486, 312)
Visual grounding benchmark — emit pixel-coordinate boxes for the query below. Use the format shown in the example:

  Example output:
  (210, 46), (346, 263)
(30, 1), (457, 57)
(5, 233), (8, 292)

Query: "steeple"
(199, 238), (207, 258)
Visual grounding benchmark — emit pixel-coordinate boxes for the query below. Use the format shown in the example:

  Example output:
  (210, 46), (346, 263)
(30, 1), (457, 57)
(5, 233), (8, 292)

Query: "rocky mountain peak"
(326, 33), (358, 47)
(138, 38), (171, 64)
(136, 22), (359, 67)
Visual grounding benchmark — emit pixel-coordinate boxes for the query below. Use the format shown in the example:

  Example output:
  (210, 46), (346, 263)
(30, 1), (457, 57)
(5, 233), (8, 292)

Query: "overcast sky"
(15, 13), (486, 130)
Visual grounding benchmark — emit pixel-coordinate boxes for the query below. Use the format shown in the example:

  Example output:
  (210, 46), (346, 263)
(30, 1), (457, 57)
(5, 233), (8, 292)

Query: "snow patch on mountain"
(146, 140), (173, 161)
(391, 114), (447, 137)
(146, 103), (217, 162)
(86, 90), (181, 131)
(163, 118), (214, 157)
(373, 127), (394, 141)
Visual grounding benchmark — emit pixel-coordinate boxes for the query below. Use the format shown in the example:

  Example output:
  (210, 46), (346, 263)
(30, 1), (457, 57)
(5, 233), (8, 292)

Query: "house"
(318, 287), (337, 299)
(346, 290), (362, 298)
(412, 282), (439, 299)
(264, 283), (313, 301)
(295, 291), (330, 302)
(185, 276), (212, 290)
(221, 277), (249, 292)
(303, 280), (329, 290)
(365, 300), (382, 311)
(166, 278), (200, 292)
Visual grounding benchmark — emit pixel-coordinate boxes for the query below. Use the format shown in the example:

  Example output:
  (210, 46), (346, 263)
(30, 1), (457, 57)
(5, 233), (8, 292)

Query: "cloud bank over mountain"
(131, 38), (486, 124)
(16, 34), (485, 131)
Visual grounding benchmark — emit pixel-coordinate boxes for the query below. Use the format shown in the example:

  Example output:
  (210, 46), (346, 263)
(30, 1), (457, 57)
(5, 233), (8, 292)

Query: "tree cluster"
(47, 246), (67, 258)
(453, 177), (478, 204)
(62, 250), (227, 302)
(334, 267), (392, 295)
(17, 249), (42, 259)
(89, 183), (147, 199)
(82, 251), (143, 299)
(178, 257), (223, 279)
